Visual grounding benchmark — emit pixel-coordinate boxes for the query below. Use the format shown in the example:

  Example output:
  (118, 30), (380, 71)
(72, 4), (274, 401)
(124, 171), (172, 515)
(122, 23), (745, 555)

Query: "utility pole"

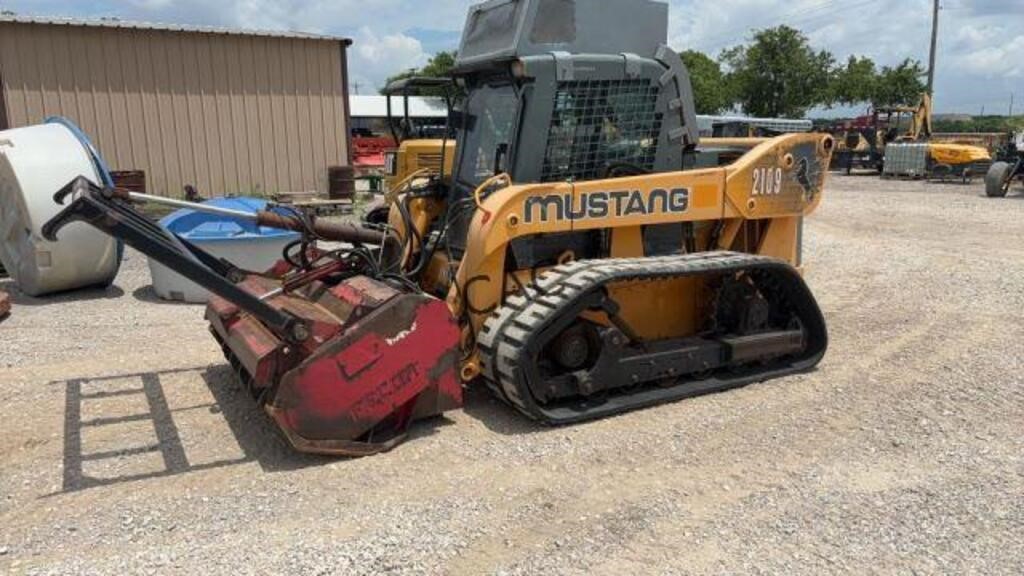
(927, 0), (940, 96)
(1010, 93), (1015, 117)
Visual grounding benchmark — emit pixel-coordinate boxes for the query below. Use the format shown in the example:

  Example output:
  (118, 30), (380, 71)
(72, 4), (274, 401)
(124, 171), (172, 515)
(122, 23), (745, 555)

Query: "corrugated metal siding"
(0, 22), (349, 197)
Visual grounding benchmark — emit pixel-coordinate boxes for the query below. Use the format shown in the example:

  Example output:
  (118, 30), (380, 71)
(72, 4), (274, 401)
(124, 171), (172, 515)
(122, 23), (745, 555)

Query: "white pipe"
(126, 191), (259, 221)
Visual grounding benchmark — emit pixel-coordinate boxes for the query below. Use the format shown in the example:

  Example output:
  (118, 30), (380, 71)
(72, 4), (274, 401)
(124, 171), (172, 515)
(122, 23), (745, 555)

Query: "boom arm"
(911, 93), (933, 140)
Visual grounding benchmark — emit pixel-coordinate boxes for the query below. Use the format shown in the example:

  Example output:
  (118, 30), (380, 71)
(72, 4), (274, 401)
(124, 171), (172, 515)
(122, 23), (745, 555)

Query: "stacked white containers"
(883, 143), (929, 178)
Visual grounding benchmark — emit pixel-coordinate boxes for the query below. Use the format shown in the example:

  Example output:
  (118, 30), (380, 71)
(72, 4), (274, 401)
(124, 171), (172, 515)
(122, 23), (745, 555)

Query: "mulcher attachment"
(43, 177), (462, 456)
(208, 275), (463, 455)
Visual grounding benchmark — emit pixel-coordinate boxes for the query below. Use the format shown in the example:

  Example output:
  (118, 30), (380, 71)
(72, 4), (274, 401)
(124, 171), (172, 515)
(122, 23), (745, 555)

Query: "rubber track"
(477, 251), (808, 421)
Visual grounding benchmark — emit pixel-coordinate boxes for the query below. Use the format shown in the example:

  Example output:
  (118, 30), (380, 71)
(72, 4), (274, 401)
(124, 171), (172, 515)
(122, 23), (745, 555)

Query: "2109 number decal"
(752, 167), (783, 196)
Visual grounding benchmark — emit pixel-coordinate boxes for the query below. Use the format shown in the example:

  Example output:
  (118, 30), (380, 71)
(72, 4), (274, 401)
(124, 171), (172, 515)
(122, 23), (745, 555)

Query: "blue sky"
(1, 0), (1021, 116)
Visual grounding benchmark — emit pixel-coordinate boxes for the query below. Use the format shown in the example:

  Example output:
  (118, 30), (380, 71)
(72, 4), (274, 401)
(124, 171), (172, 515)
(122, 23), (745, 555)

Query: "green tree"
(721, 26), (834, 118)
(829, 55), (877, 107)
(680, 49), (733, 114)
(382, 51), (457, 96)
(871, 59), (927, 108)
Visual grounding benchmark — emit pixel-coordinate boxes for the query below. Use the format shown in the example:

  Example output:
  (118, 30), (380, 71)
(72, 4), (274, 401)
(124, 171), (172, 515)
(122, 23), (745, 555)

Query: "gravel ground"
(0, 174), (1022, 575)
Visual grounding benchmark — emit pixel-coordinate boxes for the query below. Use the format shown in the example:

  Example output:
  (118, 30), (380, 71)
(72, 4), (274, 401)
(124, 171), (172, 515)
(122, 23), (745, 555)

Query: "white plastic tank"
(148, 197), (300, 303)
(0, 123), (121, 296)
(883, 143), (929, 177)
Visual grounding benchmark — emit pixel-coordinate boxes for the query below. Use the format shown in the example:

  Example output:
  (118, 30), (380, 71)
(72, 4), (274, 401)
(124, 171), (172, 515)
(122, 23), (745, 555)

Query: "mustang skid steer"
(43, 0), (832, 456)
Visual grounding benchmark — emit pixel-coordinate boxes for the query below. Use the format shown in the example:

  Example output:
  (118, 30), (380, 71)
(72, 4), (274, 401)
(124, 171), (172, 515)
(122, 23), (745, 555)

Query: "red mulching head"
(207, 274), (462, 456)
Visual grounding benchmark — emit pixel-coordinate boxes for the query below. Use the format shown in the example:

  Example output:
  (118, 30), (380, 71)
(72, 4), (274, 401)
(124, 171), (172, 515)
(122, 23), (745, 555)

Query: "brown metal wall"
(0, 22), (349, 197)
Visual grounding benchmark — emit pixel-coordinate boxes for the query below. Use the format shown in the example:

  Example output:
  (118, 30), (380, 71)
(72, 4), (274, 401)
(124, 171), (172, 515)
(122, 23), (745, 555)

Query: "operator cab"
(380, 0), (705, 259)
(448, 0), (698, 192)
(380, 76), (457, 143)
(447, 0), (701, 256)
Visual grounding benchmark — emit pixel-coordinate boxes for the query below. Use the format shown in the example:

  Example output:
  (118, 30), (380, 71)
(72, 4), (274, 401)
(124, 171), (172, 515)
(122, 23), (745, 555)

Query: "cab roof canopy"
(453, 0), (669, 72)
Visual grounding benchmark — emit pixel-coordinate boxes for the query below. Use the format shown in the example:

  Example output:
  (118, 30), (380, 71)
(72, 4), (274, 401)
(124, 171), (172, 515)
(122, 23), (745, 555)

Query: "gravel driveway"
(1, 174), (1022, 575)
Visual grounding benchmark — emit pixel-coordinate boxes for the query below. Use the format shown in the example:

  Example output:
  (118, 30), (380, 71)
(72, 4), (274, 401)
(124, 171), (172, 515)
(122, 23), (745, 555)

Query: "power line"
(700, 0), (884, 51)
(785, 0), (884, 29)
(696, 0), (848, 48)
(704, 0), (839, 43)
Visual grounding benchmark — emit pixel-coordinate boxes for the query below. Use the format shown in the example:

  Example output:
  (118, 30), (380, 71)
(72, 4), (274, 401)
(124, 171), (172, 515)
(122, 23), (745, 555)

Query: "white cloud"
(349, 26), (427, 93)
(354, 26), (425, 66)
(0, 0), (1016, 112)
(127, 0), (175, 9)
(943, 22), (1024, 79)
(113, 0), (467, 89)
(951, 36), (1024, 79)
(666, 0), (1016, 113)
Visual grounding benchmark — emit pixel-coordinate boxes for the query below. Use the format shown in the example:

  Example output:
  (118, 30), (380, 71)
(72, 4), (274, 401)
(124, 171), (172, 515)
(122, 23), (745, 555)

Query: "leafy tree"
(721, 26), (834, 118)
(418, 51), (457, 78)
(382, 51), (457, 96)
(680, 49), (733, 114)
(830, 56), (877, 107)
(871, 59), (927, 108)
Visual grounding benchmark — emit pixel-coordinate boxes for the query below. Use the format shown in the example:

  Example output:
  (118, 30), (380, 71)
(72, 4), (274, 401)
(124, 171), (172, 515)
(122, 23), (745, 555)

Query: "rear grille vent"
(416, 153), (443, 169)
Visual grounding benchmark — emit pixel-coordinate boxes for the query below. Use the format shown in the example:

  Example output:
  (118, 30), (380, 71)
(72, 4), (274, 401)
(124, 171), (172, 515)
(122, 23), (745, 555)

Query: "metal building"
(0, 15), (352, 197)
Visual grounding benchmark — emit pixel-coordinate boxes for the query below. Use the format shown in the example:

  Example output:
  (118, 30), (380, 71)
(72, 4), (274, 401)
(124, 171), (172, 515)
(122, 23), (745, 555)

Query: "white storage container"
(148, 197), (300, 303)
(883, 143), (929, 177)
(0, 124), (121, 296)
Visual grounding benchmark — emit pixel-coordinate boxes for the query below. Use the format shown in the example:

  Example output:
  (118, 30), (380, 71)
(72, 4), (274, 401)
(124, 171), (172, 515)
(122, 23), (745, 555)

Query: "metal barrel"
(328, 165), (356, 200)
(111, 170), (147, 193)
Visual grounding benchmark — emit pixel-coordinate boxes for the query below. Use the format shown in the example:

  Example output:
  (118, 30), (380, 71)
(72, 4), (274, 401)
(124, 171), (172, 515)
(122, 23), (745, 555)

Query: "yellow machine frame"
(387, 133), (833, 381)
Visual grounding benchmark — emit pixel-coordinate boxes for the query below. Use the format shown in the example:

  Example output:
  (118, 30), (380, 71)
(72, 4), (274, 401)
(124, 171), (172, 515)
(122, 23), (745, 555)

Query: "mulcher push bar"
(42, 177), (315, 342)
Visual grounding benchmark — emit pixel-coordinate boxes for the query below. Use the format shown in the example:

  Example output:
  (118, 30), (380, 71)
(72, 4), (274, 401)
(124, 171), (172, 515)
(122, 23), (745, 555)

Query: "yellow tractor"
(881, 94), (992, 180)
(45, 0), (833, 453)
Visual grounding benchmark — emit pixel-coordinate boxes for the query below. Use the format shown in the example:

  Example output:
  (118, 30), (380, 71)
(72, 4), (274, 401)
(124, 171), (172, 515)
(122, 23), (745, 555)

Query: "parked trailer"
(696, 115), (813, 138)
